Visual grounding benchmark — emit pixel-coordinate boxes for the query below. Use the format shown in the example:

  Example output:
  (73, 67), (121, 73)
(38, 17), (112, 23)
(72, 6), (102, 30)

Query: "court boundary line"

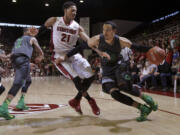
(40, 93), (180, 117)
(142, 89), (180, 98)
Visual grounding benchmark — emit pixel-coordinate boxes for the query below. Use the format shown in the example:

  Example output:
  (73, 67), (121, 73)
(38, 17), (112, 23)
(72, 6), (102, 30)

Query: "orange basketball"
(146, 46), (166, 65)
(29, 27), (39, 36)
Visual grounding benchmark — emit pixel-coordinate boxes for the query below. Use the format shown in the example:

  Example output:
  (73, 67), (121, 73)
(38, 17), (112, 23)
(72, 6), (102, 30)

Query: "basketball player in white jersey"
(44, 1), (100, 115)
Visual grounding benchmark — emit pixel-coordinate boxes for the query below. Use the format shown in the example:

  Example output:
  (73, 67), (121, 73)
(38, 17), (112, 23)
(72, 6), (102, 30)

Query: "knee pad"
(82, 75), (95, 92)
(130, 85), (141, 97)
(0, 85), (5, 95)
(111, 90), (134, 106)
(102, 82), (116, 94)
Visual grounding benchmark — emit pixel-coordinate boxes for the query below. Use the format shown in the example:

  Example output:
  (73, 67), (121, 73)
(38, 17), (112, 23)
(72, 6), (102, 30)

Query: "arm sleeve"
(66, 42), (90, 58)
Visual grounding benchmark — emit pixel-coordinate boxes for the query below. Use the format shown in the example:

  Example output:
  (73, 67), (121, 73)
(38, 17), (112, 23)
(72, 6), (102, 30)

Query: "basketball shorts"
(53, 52), (94, 80)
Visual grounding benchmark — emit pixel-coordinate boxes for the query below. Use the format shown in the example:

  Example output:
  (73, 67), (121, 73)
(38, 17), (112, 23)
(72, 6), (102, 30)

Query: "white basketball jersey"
(52, 17), (80, 53)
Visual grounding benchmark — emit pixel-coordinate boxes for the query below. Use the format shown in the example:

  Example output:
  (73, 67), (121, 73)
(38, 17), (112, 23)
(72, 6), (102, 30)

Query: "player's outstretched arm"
(79, 26), (89, 42)
(119, 36), (152, 52)
(44, 17), (57, 28)
(30, 37), (44, 63)
(88, 35), (100, 49)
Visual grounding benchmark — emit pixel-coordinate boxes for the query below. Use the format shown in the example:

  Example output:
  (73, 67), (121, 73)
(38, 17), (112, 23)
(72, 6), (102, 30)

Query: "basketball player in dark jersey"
(88, 21), (158, 122)
(0, 27), (44, 120)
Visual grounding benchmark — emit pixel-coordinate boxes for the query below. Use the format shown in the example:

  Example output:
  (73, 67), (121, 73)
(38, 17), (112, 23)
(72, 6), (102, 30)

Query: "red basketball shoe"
(88, 98), (100, 115)
(69, 98), (83, 115)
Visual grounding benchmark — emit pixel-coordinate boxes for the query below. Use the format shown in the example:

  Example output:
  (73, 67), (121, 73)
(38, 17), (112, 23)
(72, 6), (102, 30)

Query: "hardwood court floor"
(0, 77), (180, 135)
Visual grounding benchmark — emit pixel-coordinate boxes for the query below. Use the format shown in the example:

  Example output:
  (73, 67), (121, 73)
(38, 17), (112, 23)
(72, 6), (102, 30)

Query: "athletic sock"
(84, 93), (91, 101)
(74, 92), (82, 100)
(1, 98), (12, 109)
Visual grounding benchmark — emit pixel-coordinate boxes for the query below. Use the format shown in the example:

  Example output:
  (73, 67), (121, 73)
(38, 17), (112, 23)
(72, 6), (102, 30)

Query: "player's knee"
(73, 77), (81, 84)
(102, 83), (117, 94)
(86, 75), (95, 82)
(22, 80), (32, 93)
(82, 75), (95, 92)
(110, 90), (134, 106)
(26, 80), (32, 86)
(131, 85), (141, 97)
(109, 88), (119, 94)
(73, 77), (82, 92)
(8, 83), (22, 96)
(110, 90), (120, 99)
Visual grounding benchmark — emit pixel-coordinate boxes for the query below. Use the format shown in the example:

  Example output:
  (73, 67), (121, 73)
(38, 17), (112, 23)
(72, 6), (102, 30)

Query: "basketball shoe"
(0, 106), (15, 120)
(16, 95), (29, 110)
(141, 94), (158, 111)
(88, 98), (100, 115)
(69, 98), (83, 115)
(136, 104), (152, 122)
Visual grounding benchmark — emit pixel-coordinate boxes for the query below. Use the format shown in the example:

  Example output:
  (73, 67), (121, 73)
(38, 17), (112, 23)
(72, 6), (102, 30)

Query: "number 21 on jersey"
(61, 33), (71, 43)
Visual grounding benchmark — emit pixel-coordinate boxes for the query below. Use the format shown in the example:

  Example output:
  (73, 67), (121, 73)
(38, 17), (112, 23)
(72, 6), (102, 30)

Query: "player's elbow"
(87, 40), (94, 48)
(44, 22), (50, 28)
(44, 17), (56, 28)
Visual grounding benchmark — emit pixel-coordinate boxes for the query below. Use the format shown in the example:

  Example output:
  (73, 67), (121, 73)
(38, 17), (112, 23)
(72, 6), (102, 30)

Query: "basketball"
(146, 46), (166, 65)
(29, 27), (39, 36)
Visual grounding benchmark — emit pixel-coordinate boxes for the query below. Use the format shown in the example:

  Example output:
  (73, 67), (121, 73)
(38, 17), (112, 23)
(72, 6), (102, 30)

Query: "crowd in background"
(0, 14), (179, 92)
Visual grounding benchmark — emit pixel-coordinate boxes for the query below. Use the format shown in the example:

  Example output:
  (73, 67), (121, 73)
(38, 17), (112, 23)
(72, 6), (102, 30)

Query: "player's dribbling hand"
(55, 55), (67, 65)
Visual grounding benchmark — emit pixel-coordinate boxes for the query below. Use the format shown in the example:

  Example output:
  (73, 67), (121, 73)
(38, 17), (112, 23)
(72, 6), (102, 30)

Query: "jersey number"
(15, 38), (23, 49)
(61, 33), (70, 43)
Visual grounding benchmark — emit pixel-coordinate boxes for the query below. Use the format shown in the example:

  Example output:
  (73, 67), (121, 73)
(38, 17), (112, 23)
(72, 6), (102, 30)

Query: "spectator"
(171, 58), (180, 92)
(120, 47), (133, 62)
(172, 47), (179, 64)
(138, 61), (157, 89)
(129, 61), (140, 84)
(155, 59), (172, 91)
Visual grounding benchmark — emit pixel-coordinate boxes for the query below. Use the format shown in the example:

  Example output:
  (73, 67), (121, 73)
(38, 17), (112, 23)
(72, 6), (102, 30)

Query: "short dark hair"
(104, 21), (117, 30)
(23, 27), (29, 33)
(63, 1), (76, 11)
